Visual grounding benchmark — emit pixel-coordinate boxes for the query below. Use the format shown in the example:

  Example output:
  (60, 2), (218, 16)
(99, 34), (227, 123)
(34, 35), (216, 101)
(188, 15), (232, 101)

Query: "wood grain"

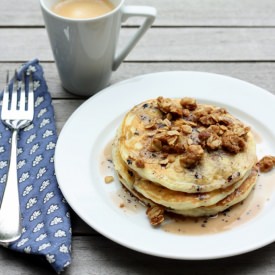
(1, 236), (275, 274)
(1, 62), (274, 99)
(1, 28), (275, 62)
(2, 0), (275, 27)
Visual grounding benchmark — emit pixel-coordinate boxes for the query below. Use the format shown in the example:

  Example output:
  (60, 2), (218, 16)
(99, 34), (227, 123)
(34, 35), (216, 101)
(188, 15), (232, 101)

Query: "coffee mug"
(40, 0), (156, 96)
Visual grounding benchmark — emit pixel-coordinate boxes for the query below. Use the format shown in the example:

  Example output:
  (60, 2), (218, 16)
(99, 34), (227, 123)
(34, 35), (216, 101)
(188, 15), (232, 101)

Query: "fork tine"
(19, 72), (26, 111)
(2, 71), (10, 111)
(27, 73), (34, 116)
(10, 70), (18, 111)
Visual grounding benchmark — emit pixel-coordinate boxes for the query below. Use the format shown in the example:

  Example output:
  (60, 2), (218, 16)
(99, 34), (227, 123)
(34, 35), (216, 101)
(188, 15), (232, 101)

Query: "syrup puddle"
(111, 187), (144, 213)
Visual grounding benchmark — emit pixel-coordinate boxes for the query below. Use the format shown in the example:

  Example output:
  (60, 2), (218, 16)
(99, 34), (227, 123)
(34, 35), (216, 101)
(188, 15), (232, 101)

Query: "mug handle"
(112, 6), (157, 71)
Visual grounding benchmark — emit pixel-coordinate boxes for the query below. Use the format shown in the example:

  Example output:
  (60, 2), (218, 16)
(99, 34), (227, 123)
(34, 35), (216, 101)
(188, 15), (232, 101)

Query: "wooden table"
(1, 0), (275, 274)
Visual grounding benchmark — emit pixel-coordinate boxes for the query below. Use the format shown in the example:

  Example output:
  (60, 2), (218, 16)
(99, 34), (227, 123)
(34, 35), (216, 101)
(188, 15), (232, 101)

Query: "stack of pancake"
(112, 97), (258, 225)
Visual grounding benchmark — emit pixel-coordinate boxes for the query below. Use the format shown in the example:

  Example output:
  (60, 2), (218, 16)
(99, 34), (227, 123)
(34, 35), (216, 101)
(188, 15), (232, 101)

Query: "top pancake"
(119, 97), (257, 193)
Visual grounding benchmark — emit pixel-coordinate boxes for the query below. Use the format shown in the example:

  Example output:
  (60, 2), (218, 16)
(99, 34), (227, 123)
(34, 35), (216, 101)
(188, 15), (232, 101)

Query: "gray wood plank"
(1, 28), (275, 62)
(118, 27), (275, 61)
(111, 62), (275, 95)
(0, 236), (275, 274)
(39, 61), (275, 96)
(53, 100), (84, 134)
(71, 210), (96, 235)
(2, 0), (275, 27)
(1, 62), (275, 99)
(66, 237), (275, 275)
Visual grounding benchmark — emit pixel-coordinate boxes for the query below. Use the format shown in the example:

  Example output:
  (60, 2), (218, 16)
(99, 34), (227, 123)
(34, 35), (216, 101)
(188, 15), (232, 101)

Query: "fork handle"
(0, 129), (22, 242)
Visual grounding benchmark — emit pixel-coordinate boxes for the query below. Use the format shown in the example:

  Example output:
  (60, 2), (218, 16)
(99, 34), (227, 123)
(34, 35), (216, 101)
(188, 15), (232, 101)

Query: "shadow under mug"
(40, 0), (156, 96)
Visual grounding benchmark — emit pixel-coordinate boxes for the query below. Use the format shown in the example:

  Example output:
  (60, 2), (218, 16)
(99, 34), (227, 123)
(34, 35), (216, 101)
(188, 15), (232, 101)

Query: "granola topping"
(140, 97), (250, 169)
(222, 131), (246, 153)
(146, 205), (165, 226)
(206, 134), (222, 150)
(257, 156), (275, 173)
(179, 144), (204, 168)
(157, 96), (183, 116)
(180, 97), (197, 110)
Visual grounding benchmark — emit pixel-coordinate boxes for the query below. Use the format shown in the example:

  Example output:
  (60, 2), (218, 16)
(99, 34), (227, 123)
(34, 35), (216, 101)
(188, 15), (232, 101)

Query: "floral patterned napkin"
(0, 60), (71, 273)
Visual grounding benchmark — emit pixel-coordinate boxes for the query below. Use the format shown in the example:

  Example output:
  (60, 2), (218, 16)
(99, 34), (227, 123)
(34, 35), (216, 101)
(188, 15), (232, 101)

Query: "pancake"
(171, 167), (258, 217)
(116, 172), (153, 207)
(113, 130), (251, 210)
(119, 98), (257, 193)
(133, 172), (250, 210)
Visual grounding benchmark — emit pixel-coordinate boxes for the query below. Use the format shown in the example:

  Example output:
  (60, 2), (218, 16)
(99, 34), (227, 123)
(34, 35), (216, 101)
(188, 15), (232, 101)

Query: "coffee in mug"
(52, 0), (115, 19)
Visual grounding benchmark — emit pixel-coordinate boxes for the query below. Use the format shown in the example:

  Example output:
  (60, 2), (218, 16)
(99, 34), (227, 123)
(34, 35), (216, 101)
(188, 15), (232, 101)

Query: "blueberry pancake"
(119, 97), (256, 193)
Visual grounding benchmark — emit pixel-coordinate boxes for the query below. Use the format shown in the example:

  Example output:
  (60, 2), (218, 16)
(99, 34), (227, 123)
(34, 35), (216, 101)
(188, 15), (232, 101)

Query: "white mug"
(40, 0), (156, 96)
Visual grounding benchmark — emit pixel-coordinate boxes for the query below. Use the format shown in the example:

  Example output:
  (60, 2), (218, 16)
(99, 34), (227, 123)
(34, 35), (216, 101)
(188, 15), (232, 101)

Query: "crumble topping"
(222, 131), (246, 153)
(179, 144), (204, 168)
(140, 97), (250, 169)
(146, 205), (165, 226)
(157, 96), (183, 116)
(257, 156), (275, 173)
(180, 97), (197, 110)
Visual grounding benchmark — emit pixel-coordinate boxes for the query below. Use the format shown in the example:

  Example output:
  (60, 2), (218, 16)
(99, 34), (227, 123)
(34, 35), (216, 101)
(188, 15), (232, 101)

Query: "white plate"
(55, 71), (275, 259)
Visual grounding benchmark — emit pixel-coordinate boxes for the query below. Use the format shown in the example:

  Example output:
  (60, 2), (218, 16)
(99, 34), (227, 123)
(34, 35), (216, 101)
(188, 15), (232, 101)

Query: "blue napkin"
(0, 60), (71, 273)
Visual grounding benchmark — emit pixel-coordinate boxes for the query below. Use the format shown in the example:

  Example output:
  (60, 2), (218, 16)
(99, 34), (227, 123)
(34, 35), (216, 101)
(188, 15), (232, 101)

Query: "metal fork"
(0, 70), (34, 242)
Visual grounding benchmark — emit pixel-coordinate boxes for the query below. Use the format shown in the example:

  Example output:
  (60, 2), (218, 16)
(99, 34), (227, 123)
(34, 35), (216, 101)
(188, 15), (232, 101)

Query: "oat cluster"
(145, 96), (250, 170)
(257, 156), (275, 172)
(146, 205), (165, 226)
